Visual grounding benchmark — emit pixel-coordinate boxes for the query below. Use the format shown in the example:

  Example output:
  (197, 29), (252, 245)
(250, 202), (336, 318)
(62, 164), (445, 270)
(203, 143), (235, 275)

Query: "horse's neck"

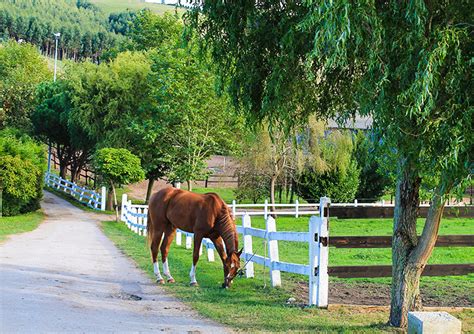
(217, 214), (236, 255)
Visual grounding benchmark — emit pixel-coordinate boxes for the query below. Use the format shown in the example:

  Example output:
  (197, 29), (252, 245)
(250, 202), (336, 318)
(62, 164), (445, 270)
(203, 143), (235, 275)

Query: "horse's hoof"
(167, 278), (175, 283)
(189, 282), (199, 287)
(156, 279), (165, 284)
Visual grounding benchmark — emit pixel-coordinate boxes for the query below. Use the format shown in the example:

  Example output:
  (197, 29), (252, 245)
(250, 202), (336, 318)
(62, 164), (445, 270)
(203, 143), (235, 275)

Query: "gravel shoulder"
(0, 191), (230, 333)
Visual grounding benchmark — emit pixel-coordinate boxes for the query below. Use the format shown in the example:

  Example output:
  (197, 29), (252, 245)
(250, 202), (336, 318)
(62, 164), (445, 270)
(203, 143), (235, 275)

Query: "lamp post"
(53, 32), (60, 82)
(47, 32), (61, 174)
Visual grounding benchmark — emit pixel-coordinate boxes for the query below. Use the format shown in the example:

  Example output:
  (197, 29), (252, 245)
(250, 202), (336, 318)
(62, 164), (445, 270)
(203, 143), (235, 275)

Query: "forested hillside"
(0, 0), (128, 61)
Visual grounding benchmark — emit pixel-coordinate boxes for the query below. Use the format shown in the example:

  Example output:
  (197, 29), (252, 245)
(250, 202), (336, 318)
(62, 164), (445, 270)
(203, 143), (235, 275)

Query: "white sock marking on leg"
(154, 262), (163, 281)
(189, 264), (197, 284)
(163, 260), (173, 280)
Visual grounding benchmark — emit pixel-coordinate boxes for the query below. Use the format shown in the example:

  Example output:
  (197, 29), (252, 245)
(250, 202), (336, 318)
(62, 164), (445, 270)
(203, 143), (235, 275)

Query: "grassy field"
(102, 215), (474, 332)
(0, 211), (44, 242)
(90, 0), (185, 15)
(192, 186), (307, 204)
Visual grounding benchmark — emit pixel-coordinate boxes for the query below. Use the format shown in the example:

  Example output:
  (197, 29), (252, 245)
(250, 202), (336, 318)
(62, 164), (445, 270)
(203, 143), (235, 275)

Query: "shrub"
(93, 148), (144, 214)
(297, 160), (360, 203)
(353, 131), (393, 201)
(0, 129), (45, 216)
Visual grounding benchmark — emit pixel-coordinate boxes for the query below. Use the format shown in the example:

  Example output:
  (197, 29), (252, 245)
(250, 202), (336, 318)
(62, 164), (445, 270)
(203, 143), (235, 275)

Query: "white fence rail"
(45, 172), (106, 211)
(120, 193), (330, 307)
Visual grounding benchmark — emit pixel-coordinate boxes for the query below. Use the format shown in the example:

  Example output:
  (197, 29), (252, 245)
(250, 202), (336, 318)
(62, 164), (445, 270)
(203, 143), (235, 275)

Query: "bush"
(0, 129), (45, 216)
(93, 148), (144, 212)
(234, 171), (269, 204)
(297, 160), (360, 203)
(353, 131), (393, 201)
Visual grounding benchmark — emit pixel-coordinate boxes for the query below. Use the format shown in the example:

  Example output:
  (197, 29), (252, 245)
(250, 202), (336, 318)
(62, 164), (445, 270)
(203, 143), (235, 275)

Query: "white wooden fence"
(120, 193), (330, 307)
(45, 172), (106, 211)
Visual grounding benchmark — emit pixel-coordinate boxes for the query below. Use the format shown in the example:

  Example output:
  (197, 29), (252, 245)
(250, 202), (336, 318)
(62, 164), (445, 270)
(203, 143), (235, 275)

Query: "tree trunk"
(106, 187), (114, 211)
(389, 159), (421, 327)
(145, 178), (155, 204)
(111, 182), (119, 222)
(187, 180), (193, 191)
(270, 175), (277, 216)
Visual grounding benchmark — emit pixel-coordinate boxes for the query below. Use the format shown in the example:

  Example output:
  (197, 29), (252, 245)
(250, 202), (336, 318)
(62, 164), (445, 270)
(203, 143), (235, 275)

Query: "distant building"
(327, 115), (372, 131)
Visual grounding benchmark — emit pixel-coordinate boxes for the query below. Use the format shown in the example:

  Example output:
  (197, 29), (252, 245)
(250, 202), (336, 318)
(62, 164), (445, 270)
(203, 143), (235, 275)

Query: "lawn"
(192, 186), (307, 204)
(102, 215), (474, 332)
(90, 0), (185, 15)
(0, 211), (44, 242)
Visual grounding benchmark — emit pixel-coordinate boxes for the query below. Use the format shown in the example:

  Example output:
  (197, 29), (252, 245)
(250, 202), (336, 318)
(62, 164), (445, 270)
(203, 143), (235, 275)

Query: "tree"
(32, 80), (94, 181)
(93, 148), (144, 219)
(187, 1), (473, 327)
(353, 131), (393, 202)
(0, 40), (51, 131)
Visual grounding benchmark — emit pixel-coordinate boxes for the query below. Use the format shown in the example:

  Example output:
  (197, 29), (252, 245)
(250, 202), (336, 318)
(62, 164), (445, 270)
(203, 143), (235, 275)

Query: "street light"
(48, 32), (61, 175)
(53, 32), (60, 82)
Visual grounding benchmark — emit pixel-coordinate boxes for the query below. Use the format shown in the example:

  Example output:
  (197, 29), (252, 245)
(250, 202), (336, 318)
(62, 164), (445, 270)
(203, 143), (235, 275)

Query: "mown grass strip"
(0, 211), (44, 242)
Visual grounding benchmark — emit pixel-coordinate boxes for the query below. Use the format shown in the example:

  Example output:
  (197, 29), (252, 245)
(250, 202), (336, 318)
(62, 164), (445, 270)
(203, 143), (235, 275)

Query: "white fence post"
(308, 215), (319, 306)
(242, 214), (254, 278)
(127, 200), (132, 229)
(121, 194), (127, 221)
(232, 199), (236, 218)
(354, 199), (358, 207)
(295, 199), (299, 218)
(316, 197), (330, 308)
(266, 216), (281, 287)
(207, 242), (215, 262)
(143, 208), (148, 236)
(264, 199), (268, 220)
(185, 234), (192, 249)
(176, 231), (182, 246)
(101, 186), (106, 211)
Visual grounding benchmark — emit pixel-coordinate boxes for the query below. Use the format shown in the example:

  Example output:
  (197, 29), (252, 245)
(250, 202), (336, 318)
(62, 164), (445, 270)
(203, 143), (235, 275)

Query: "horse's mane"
(215, 204), (238, 253)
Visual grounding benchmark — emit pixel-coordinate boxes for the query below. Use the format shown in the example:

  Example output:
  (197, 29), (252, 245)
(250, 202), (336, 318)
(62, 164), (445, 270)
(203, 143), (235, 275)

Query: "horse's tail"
(147, 212), (153, 247)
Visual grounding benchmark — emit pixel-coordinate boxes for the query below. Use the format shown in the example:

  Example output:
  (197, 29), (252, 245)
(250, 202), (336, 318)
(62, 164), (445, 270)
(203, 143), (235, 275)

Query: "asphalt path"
(0, 191), (229, 333)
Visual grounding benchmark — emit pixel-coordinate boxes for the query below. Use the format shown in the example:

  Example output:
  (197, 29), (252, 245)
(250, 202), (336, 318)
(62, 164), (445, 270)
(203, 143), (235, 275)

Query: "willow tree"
(187, 0), (473, 327)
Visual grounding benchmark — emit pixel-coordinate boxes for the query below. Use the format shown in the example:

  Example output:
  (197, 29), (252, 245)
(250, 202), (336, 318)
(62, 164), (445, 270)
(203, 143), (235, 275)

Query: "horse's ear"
(236, 248), (243, 257)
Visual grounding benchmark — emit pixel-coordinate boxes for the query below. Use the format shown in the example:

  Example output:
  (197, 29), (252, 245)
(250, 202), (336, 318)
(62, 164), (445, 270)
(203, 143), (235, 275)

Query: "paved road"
(0, 191), (229, 333)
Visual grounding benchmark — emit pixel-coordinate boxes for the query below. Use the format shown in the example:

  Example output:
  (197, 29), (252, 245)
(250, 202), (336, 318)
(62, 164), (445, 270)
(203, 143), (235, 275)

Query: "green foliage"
(353, 131), (393, 201)
(93, 148), (144, 188)
(234, 172), (269, 204)
(0, 0), (123, 61)
(185, 2), (331, 128)
(127, 10), (182, 51)
(0, 40), (51, 131)
(32, 79), (95, 180)
(0, 129), (45, 216)
(300, 1), (473, 198)
(298, 160), (360, 203)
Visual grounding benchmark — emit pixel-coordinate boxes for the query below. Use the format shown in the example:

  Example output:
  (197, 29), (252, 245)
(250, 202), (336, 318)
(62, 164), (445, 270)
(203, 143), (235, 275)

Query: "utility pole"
(47, 32), (61, 174)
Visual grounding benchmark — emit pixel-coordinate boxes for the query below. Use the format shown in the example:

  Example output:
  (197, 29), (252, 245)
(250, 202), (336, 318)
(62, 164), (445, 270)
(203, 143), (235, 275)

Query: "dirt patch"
(291, 281), (474, 308)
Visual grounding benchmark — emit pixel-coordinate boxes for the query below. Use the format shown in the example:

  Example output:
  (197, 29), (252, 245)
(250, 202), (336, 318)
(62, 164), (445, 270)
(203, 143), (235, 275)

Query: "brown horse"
(147, 188), (242, 288)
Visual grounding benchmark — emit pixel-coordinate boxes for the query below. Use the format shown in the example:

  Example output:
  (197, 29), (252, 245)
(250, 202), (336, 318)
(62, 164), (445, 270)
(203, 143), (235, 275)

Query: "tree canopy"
(187, 0), (473, 327)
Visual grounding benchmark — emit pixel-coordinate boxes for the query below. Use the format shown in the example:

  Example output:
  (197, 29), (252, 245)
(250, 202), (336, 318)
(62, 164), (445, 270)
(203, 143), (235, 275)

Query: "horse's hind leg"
(161, 225), (177, 283)
(189, 234), (203, 286)
(150, 228), (165, 284)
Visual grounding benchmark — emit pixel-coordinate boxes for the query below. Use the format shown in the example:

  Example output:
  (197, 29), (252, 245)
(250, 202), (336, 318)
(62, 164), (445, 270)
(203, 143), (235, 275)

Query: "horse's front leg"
(190, 234), (203, 286)
(211, 236), (228, 280)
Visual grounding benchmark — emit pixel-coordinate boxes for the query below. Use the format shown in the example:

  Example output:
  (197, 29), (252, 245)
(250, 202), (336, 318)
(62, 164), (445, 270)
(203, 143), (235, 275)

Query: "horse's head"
(222, 248), (242, 288)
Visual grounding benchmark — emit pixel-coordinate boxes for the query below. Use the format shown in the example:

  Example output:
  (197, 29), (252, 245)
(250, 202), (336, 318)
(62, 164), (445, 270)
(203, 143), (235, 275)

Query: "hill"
(90, 0), (185, 15)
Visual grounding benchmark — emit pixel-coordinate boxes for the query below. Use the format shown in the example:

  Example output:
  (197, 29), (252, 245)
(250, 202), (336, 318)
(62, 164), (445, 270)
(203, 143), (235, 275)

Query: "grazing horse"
(147, 188), (242, 288)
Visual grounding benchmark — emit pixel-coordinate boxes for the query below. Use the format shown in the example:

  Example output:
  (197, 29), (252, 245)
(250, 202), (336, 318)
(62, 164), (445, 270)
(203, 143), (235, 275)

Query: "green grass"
(0, 211), (44, 242)
(90, 0), (185, 15)
(102, 216), (474, 332)
(192, 186), (306, 204)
